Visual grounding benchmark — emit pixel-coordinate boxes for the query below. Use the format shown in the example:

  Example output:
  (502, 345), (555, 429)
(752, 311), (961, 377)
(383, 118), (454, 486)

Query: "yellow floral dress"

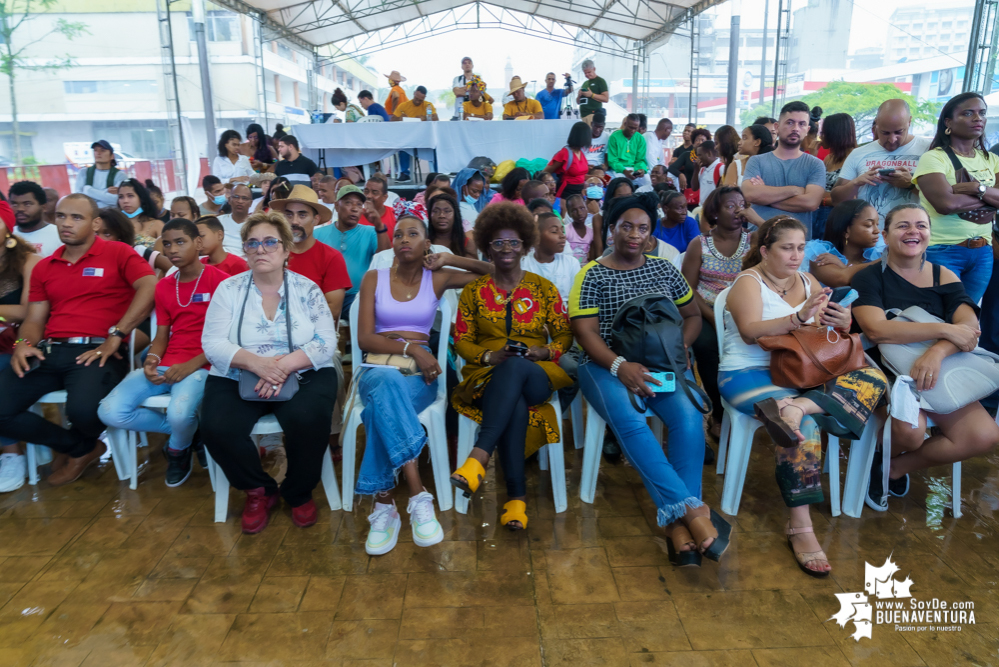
(453, 272), (573, 457)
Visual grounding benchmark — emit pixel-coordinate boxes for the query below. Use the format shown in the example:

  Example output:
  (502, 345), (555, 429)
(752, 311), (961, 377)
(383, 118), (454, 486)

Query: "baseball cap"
(336, 184), (366, 202)
(91, 140), (113, 152)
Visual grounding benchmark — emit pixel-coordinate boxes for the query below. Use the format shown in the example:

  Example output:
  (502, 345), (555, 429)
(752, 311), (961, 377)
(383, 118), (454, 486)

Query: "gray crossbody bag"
(236, 272), (300, 401)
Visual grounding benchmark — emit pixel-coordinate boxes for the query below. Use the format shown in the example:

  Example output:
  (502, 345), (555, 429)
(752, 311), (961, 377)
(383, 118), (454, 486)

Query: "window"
(187, 11), (240, 42)
(64, 80), (158, 95)
(277, 43), (293, 61)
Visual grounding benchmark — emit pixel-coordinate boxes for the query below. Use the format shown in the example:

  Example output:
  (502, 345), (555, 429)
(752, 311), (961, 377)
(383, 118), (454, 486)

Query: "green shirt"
(913, 147), (999, 246)
(579, 76), (607, 118)
(606, 130), (648, 173)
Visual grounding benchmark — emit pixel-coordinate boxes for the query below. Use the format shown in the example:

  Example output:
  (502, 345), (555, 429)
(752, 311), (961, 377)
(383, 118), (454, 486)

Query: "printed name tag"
(82, 268), (104, 277)
(191, 293), (211, 303)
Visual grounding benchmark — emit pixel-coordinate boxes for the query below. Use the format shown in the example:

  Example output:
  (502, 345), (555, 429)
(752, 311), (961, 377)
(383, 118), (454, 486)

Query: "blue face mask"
(213, 194), (227, 206)
(585, 185), (603, 200)
(123, 207), (142, 219)
(464, 194), (478, 205)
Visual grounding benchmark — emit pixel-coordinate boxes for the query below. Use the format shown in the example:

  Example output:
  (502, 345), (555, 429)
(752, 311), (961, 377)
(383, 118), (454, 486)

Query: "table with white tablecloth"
(295, 120), (578, 173)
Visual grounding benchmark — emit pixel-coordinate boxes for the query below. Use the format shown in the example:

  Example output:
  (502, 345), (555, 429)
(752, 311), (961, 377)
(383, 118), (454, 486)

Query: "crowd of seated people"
(1, 89), (998, 580)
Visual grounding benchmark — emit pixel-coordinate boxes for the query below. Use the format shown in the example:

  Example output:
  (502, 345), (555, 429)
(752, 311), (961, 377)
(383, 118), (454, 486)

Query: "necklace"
(492, 273), (524, 305)
(176, 264), (206, 307)
(391, 266), (420, 299)
(760, 266), (794, 296)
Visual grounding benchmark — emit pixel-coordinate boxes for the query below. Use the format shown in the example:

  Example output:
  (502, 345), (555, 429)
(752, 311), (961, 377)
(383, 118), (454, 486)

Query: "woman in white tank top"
(718, 217), (887, 579)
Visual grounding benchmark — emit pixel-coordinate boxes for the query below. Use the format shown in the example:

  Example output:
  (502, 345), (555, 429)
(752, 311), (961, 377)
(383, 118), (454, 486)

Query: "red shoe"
(241, 488), (279, 534)
(291, 499), (318, 528)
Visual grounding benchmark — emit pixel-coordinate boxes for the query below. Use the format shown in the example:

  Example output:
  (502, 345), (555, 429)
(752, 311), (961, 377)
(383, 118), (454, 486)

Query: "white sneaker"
(365, 502), (402, 556)
(407, 491), (444, 547)
(0, 453), (27, 493)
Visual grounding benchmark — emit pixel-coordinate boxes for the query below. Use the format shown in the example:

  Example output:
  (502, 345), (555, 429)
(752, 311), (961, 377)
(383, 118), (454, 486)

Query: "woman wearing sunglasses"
(450, 203), (574, 531)
(201, 212), (340, 535)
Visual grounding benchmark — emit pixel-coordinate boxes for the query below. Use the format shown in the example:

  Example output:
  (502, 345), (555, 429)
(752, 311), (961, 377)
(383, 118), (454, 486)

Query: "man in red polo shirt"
(359, 176), (396, 238)
(269, 185), (351, 320)
(0, 194), (156, 486)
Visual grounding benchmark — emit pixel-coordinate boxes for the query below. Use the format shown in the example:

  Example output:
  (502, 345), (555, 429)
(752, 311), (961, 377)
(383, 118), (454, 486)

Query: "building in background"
(0, 1), (376, 166)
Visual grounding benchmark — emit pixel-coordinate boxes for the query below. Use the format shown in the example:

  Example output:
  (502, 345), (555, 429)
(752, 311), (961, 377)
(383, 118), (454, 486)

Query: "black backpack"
(609, 293), (712, 414)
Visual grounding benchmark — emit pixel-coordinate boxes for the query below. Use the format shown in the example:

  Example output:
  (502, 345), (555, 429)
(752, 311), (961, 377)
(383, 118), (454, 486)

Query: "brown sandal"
(665, 523), (701, 567)
(754, 398), (804, 449)
(687, 509), (732, 562)
(786, 523), (831, 578)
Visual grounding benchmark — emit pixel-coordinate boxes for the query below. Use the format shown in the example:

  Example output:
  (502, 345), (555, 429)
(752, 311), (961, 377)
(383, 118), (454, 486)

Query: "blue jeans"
(355, 364), (436, 495)
(0, 354), (12, 448)
(579, 363), (705, 526)
(341, 292), (357, 323)
(926, 243), (993, 304)
(398, 151), (411, 175)
(97, 367), (208, 450)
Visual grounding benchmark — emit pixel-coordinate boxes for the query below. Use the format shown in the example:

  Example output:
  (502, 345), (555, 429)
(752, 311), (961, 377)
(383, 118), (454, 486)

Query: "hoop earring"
(4, 235), (14, 249)
(945, 127), (952, 135)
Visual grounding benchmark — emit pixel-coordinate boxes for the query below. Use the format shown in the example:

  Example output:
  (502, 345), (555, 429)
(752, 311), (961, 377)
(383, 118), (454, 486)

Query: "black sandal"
(665, 523), (702, 568)
(754, 398), (803, 449)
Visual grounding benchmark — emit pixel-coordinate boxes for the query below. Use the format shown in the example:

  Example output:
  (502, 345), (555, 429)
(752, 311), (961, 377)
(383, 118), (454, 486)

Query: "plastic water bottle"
(426, 105), (433, 121)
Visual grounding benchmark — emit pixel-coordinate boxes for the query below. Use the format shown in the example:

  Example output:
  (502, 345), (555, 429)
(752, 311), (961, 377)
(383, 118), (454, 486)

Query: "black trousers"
(691, 318), (722, 424)
(201, 368), (338, 507)
(475, 357), (551, 498)
(0, 343), (127, 457)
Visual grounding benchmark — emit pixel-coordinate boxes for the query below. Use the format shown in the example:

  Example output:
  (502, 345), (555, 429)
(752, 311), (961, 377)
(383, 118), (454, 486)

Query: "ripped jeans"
(98, 367), (208, 451)
(355, 364), (437, 495)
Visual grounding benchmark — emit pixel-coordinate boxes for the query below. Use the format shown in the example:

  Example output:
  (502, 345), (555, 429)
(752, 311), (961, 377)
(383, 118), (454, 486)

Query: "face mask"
(464, 194), (478, 205)
(213, 194), (227, 206)
(586, 186), (603, 200)
(123, 207), (142, 219)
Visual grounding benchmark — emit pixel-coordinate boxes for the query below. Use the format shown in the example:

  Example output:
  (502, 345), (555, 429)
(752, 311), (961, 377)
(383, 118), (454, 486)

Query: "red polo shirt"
(288, 239), (351, 294)
(29, 237), (155, 339)
(155, 264), (228, 367)
(359, 205), (396, 238)
(201, 253), (249, 276)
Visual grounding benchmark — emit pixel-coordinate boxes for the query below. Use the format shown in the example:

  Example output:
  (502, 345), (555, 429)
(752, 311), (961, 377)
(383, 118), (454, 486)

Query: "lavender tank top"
(374, 267), (440, 335)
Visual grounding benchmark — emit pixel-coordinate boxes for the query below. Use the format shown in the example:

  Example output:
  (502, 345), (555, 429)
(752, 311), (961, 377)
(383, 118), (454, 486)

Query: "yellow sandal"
(500, 500), (528, 531)
(450, 457), (486, 499)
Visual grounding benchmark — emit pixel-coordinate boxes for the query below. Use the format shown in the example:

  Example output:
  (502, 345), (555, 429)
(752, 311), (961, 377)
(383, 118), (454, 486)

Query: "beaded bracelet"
(402, 341), (411, 358)
(147, 353), (162, 364)
(13, 338), (30, 348)
(610, 356), (626, 377)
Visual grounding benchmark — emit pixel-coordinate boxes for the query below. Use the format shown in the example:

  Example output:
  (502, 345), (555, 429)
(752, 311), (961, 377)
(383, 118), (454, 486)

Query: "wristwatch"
(979, 182), (988, 199)
(108, 326), (127, 339)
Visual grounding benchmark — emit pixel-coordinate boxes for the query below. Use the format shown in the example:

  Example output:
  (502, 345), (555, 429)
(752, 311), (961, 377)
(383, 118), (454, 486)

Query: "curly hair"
(472, 202), (538, 257)
(0, 223), (34, 285)
(241, 211), (294, 250)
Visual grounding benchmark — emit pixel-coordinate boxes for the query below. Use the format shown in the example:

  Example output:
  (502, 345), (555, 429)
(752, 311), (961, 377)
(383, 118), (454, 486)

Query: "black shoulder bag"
(609, 293), (712, 414)
(237, 271), (300, 401)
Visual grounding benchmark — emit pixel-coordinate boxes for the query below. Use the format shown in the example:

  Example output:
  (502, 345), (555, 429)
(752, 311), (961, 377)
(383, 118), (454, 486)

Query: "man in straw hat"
(383, 71), (413, 181)
(502, 76), (543, 120)
(269, 184), (351, 320)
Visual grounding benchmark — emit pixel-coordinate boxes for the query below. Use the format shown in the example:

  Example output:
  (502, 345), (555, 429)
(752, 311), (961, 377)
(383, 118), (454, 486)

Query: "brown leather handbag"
(943, 145), (997, 224)
(757, 325), (866, 388)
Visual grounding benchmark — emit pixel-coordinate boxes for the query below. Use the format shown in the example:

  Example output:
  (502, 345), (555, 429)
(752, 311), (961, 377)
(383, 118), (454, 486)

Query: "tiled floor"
(0, 424), (997, 666)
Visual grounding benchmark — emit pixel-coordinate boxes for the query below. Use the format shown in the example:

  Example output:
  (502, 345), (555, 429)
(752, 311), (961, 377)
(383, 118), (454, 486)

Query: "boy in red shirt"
(196, 215), (249, 276)
(0, 194), (156, 486)
(98, 219), (227, 486)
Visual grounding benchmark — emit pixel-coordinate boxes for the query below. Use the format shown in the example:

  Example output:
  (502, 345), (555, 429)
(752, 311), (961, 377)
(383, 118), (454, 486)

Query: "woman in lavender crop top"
(354, 211), (492, 557)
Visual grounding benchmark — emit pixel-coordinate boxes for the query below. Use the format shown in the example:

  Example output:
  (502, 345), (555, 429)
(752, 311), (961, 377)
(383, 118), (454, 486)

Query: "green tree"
(0, 0), (88, 164)
(740, 81), (940, 137)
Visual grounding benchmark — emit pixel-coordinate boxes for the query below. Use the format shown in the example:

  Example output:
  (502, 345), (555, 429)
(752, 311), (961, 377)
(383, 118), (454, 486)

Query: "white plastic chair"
(671, 251), (685, 271)
(204, 414), (341, 523)
(357, 116), (384, 123)
(455, 390), (568, 515)
(578, 397), (664, 504)
(340, 297), (453, 512)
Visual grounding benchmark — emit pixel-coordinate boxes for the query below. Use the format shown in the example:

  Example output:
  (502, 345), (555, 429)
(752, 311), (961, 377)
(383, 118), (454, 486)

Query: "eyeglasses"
(489, 239), (523, 251)
(243, 238), (282, 253)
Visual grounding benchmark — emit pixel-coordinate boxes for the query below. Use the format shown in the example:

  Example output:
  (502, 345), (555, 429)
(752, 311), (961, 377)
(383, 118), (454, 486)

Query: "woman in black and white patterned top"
(569, 192), (731, 568)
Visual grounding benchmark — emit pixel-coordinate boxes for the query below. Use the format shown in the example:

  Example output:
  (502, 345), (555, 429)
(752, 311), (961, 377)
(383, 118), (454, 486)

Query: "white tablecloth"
(295, 120), (578, 173)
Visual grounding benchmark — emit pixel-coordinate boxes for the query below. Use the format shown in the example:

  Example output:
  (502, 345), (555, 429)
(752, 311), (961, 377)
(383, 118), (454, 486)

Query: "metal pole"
(726, 0), (741, 126)
(771, 0), (784, 118)
(258, 20), (270, 134)
(631, 62), (639, 112)
(964, 0), (987, 92)
(983, 1), (999, 95)
(165, 0), (188, 194)
(689, 15), (695, 123)
(760, 0), (769, 111)
(192, 0), (217, 162)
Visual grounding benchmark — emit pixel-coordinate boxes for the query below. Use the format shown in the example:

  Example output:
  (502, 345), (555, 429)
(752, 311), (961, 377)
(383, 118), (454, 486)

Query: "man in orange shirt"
(383, 70), (413, 181)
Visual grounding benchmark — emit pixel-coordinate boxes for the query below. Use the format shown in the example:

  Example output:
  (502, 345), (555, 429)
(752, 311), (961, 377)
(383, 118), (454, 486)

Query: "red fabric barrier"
(38, 165), (72, 198)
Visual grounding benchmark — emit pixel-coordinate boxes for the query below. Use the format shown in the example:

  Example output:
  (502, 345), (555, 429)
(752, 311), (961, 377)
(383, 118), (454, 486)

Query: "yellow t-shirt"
(384, 85), (407, 115)
(503, 98), (542, 119)
(393, 99), (437, 119)
(463, 101), (492, 118)
(913, 147), (999, 246)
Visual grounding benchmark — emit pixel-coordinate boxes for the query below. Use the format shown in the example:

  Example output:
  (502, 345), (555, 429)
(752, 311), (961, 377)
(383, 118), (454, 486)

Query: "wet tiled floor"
(0, 425), (996, 666)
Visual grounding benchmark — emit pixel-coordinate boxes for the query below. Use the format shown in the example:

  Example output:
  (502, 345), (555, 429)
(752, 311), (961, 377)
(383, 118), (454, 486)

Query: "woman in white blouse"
(212, 130), (254, 184)
(201, 211), (339, 535)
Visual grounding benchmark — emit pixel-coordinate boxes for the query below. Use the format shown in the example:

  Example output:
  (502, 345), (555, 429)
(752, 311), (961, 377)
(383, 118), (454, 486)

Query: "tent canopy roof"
(236, 0), (706, 50)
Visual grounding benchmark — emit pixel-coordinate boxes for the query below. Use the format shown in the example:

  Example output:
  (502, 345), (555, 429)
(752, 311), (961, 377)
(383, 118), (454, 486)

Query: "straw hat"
(385, 70), (407, 83)
(507, 76), (528, 96)
(268, 184), (333, 224)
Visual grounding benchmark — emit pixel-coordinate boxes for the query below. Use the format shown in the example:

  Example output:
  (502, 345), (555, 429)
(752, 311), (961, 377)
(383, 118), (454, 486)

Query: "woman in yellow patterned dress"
(450, 203), (573, 530)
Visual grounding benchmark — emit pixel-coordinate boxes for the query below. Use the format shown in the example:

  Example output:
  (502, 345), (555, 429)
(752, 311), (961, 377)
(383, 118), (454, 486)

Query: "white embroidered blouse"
(202, 270), (338, 379)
